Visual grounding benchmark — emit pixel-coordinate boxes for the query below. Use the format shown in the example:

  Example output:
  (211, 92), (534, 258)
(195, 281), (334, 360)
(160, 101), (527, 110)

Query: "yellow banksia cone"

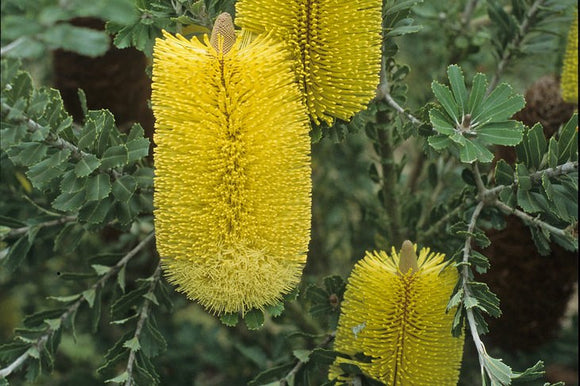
(152, 13), (312, 315)
(329, 241), (464, 385)
(561, 10), (578, 104)
(235, 0), (382, 125)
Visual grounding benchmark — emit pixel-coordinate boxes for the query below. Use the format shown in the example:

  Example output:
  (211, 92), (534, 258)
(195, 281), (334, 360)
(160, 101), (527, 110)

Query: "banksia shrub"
(151, 14), (311, 315)
(561, 10), (578, 104)
(329, 241), (464, 385)
(235, 0), (382, 124)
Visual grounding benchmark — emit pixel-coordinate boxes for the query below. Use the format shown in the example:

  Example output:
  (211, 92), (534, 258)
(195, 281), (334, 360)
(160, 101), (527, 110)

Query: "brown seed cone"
(52, 17), (154, 138)
(484, 75), (577, 351)
(479, 216), (578, 351)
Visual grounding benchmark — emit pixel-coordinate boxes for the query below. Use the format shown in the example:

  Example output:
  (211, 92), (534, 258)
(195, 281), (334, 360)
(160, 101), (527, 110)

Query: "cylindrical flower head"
(151, 16), (312, 315)
(329, 241), (464, 385)
(561, 10), (578, 104)
(235, 0), (382, 125)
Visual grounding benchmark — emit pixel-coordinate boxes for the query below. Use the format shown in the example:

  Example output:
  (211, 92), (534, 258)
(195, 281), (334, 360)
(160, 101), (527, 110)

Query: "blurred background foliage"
(1, 0), (578, 385)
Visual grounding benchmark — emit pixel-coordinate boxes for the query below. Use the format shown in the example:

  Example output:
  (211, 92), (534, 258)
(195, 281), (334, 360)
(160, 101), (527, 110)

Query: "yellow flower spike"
(329, 241), (464, 385)
(235, 0), (382, 125)
(561, 9), (578, 104)
(151, 15), (312, 316)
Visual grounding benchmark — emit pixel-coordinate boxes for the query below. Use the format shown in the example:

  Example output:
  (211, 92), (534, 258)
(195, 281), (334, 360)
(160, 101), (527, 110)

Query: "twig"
(488, 0), (544, 92)
(460, 200), (487, 373)
(0, 37), (26, 57)
(124, 263), (162, 386)
(420, 203), (467, 241)
(0, 232), (155, 379)
(2, 216), (77, 240)
(484, 161), (579, 199)
(279, 332), (336, 385)
(493, 200), (571, 238)
(461, 0), (480, 28)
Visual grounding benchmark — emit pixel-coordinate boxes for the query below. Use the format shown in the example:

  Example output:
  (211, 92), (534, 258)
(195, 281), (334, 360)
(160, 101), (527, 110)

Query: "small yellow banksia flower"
(235, 0), (382, 125)
(561, 10), (578, 104)
(329, 241), (464, 385)
(152, 14), (312, 315)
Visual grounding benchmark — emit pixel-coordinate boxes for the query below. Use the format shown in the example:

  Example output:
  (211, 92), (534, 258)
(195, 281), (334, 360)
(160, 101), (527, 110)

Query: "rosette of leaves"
(428, 65), (525, 163)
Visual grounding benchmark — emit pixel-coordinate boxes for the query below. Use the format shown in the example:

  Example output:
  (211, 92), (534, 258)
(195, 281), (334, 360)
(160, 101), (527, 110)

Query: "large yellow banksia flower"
(151, 14), (312, 315)
(329, 241), (464, 385)
(561, 9), (578, 104)
(235, 0), (382, 125)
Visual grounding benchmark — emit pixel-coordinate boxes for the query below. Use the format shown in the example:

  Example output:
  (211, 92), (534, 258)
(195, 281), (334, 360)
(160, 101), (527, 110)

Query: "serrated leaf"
(105, 371), (130, 383)
(26, 149), (71, 189)
(430, 108), (455, 135)
(127, 137), (150, 163)
(85, 173), (111, 202)
(112, 175), (137, 202)
(91, 264), (111, 276)
(495, 159), (514, 185)
(48, 294), (82, 303)
(447, 65), (468, 115)
(476, 121), (523, 146)
(515, 164), (531, 190)
(541, 174), (553, 200)
(293, 349), (311, 363)
(140, 317), (167, 358)
(557, 113), (578, 163)
(547, 137), (558, 168)
(469, 73), (488, 116)
(52, 190), (86, 212)
(527, 123), (547, 169)
(517, 189), (542, 213)
(220, 313), (239, 327)
(432, 81), (459, 123)
(82, 288), (96, 308)
(483, 354), (513, 385)
(100, 145), (128, 170)
(6, 142), (48, 167)
(468, 282), (501, 318)
(266, 302), (284, 317)
(78, 197), (113, 224)
(23, 309), (65, 328)
(75, 154), (101, 177)
(428, 134), (452, 150)
(447, 288), (464, 311)
(475, 83), (514, 123)
(460, 140), (494, 163)
(244, 309), (264, 330)
(133, 167), (154, 188)
(111, 286), (149, 320)
(123, 336), (141, 352)
(60, 170), (87, 193)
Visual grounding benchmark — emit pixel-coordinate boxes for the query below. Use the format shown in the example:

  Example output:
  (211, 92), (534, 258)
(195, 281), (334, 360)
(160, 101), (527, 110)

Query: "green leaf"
(60, 170), (87, 193)
(118, 265), (126, 293)
(123, 336), (141, 352)
(515, 164), (531, 191)
(447, 288), (463, 311)
(460, 140), (494, 163)
(476, 121), (523, 146)
(428, 134), (452, 150)
(517, 189), (542, 213)
(495, 160), (514, 185)
(42, 24), (109, 57)
(547, 137), (558, 168)
(429, 108), (455, 135)
(293, 349), (311, 363)
(85, 174), (111, 202)
(475, 83), (515, 123)
(100, 145), (128, 170)
(140, 317), (167, 357)
(6, 142), (48, 167)
(112, 175), (137, 202)
(512, 360), (545, 383)
(91, 286), (102, 333)
(3, 233), (35, 273)
(126, 137), (150, 163)
(220, 313), (239, 327)
(23, 309), (65, 328)
(468, 282), (501, 318)
(541, 174), (553, 200)
(77, 88), (88, 118)
(105, 372), (129, 383)
(432, 81), (459, 123)
(52, 190), (86, 212)
(75, 154), (101, 177)
(447, 65), (468, 115)
(557, 113), (578, 163)
(78, 197), (113, 224)
(482, 353), (513, 385)
(244, 309), (264, 330)
(82, 289), (96, 308)
(111, 285), (149, 320)
(48, 294), (82, 303)
(468, 73), (488, 116)
(26, 149), (71, 189)
(470, 251), (491, 274)
(527, 124), (547, 169)
(92, 264), (111, 276)
(266, 302), (284, 317)
(134, 167), (154, 188)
